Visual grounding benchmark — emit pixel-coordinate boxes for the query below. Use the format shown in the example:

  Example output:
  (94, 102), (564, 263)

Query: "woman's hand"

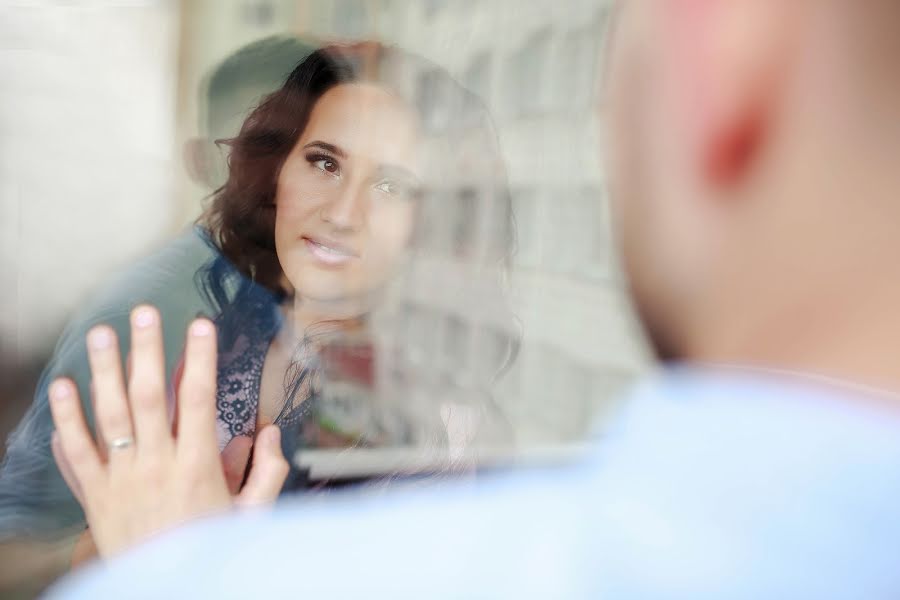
(55, 435), (263, 568)
(48, 306), (289, 558)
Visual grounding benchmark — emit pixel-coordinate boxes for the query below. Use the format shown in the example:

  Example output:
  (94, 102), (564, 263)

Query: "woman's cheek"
(374, 203), (415, 252)
(275, 190), (324, 238)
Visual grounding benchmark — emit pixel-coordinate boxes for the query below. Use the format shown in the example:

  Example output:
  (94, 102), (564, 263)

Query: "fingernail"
(88, 327), (113, 350)
(133, 306), (156, 329)
(190, 319), (213, 337)
(50, 380), (72, 401)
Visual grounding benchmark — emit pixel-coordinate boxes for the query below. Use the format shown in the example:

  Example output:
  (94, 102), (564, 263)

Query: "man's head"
(184, 35), (317, 189)
(604, 0), (900, 369)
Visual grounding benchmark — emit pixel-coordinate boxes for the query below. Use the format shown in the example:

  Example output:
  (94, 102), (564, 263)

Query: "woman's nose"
(320, 179), (367, 231)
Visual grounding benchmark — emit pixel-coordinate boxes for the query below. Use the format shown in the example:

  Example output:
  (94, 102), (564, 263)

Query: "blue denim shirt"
(0, 228), (221, 540)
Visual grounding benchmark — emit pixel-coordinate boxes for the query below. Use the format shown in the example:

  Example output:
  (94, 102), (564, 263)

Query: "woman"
(199, 42), (515, 477)
(47, 41), (516, 561)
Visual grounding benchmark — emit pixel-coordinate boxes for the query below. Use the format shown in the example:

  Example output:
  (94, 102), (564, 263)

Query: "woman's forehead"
(302, 83), (420, 169)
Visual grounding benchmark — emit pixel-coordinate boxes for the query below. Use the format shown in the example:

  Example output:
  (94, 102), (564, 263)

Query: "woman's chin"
(287, 283), (371, 317)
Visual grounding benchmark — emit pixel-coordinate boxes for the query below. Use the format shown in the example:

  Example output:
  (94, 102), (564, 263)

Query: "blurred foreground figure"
(51, 1), (900, 597)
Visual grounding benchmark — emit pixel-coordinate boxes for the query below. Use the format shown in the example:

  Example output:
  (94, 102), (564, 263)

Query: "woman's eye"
(309, 155), (339, 175)
(316, 159), (338, 173)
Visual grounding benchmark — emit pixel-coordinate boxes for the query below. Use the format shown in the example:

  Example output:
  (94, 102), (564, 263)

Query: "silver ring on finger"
(108, 436), (135, 452)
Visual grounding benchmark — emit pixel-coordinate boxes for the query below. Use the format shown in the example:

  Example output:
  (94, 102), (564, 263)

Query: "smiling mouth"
(302, 236), (358, 266)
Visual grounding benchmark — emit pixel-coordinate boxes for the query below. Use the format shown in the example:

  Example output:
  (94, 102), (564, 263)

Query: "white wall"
(0, 0), (180, 359)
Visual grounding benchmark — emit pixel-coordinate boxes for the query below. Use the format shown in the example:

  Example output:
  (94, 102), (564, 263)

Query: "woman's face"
(274, 83), (421, 308)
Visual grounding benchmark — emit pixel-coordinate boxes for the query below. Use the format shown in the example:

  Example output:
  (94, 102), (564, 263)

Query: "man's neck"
(691, 273), (900, 396)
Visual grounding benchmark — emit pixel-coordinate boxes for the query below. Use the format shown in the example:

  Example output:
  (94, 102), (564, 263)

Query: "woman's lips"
(302, 236), (357, 266)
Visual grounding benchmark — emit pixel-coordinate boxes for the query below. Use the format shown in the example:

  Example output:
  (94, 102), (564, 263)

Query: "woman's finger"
(236, 426), (289, 507)
(88, 381), (108, 462)
(220, 435), (253, 495)
(48, 379), (104, 495)
(127, 306), (172, 455)
(86, 326), (135, 463)
(51, 430), (85, 505)
(175, 319), (219, 460)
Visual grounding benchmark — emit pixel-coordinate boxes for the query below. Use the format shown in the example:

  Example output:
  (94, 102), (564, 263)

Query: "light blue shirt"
(48, 369), (900, 598)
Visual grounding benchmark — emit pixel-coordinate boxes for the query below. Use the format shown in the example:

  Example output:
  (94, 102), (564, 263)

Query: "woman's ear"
(183, 137), (225, 190)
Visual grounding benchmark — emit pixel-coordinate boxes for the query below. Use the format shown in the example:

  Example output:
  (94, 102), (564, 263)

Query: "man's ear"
(183, 137), (223, 190)
(662, 0), (797, 188)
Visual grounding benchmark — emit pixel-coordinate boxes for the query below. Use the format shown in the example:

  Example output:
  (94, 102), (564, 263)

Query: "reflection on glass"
(0, 2), (647, 594)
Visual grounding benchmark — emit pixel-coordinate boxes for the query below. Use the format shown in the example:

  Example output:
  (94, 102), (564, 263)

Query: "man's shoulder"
(45, 368), (900, 598)
(588, 367), (900, 597)
(606, 367), (900, 488)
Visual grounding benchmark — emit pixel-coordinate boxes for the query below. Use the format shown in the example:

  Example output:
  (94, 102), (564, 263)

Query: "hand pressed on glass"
(47, 306), (289, 558)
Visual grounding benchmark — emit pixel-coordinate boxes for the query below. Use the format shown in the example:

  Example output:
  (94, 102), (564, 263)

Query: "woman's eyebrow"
(303, 140), (347, 158)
